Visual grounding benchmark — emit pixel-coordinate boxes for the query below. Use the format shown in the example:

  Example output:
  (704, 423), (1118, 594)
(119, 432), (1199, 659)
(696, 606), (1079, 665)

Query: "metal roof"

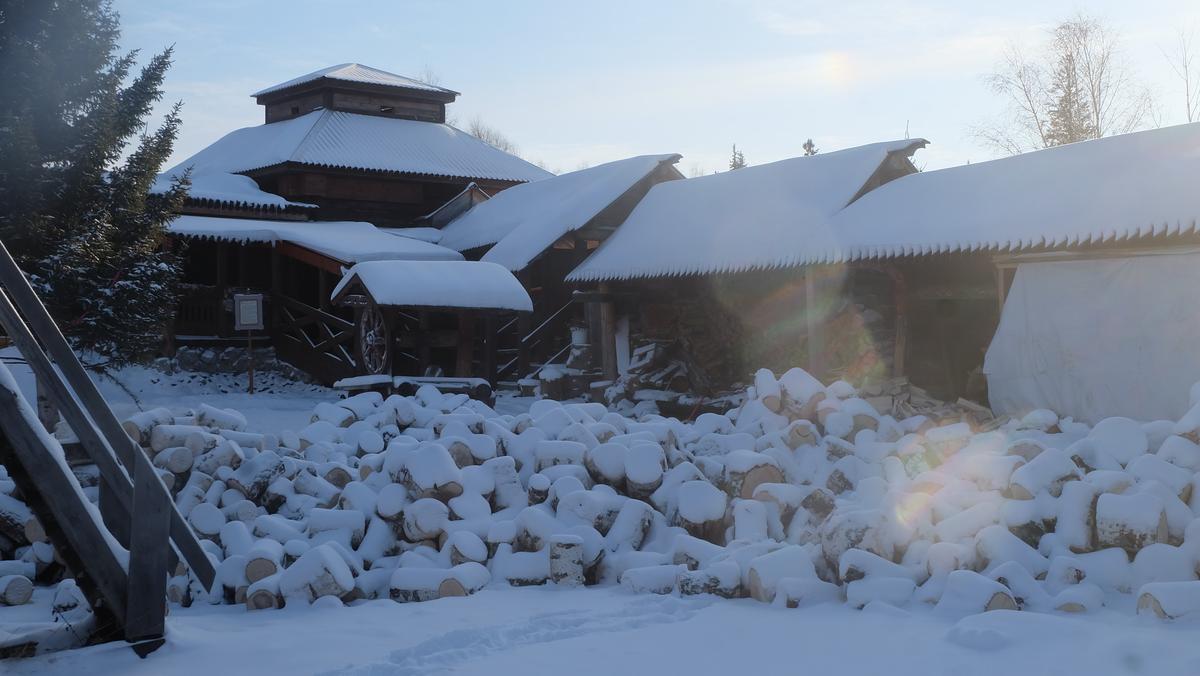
(253, 63), (458, 98)
(160, 110), (553, 184)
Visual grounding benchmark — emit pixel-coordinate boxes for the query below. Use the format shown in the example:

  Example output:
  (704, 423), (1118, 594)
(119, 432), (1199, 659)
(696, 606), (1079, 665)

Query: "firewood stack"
(5, 365), (1200, 623)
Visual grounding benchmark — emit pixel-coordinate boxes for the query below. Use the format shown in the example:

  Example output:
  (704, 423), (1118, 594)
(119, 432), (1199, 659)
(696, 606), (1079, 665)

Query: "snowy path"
(7, 587), (1199, 676)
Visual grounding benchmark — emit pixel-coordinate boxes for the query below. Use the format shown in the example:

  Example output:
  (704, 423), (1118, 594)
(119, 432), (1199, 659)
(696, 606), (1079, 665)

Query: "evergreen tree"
(0, 0), (187, 361)
(1044, 49), (1096, 146)
(728, 144), (747, 170)
(802, 138), (819, 156)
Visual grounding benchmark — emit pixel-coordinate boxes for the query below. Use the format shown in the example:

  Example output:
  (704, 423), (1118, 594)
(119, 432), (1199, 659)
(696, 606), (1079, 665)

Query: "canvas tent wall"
(986, 252), (1200, 423)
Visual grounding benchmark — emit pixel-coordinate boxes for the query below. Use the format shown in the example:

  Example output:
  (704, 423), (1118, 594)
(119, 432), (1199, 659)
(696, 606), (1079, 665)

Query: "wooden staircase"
(0, 240), (215, 657)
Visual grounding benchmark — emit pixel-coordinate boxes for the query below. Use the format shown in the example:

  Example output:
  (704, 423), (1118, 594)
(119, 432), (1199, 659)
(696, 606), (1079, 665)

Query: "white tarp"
(984, 253), (1200, 423)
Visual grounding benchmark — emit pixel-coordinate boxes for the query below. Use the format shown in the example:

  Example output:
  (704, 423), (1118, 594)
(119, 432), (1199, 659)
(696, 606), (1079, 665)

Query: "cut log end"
(245, 558), (278, 584)
(1137, 592), (1169, 619)
(0, 575), (34, 606)
(984, 591), (1018, 612)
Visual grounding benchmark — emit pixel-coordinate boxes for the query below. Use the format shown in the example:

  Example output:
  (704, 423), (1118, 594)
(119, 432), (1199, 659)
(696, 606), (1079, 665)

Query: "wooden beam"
(318, 269), (331, 312)
(455, 311), (475, 377)
(598, 283), (617, 381)
(123, 457), (170, 645)
(417, 311), (431, 375)
(483, 315), (498, 385)
(891, 267), (908, 378)
(215, 241), (229, 338)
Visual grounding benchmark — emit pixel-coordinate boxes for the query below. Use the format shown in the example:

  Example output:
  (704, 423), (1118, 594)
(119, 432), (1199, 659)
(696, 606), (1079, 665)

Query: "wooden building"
(156, 64), (549, 384)
(435, 154), (684, 386)
(567, 123), (1200, 420)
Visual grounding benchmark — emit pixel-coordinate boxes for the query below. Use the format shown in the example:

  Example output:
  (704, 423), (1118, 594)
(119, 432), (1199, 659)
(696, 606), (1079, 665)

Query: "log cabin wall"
(258, 82), (453, 124)
(248, 165), (521, 228)
(613, 255), (999, 401)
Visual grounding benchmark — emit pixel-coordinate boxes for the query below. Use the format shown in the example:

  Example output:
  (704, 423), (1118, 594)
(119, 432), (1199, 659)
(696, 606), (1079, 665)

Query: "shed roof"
(332, 260), (532, 311)
(160, 109), (553, 184)
(566, 139), (924, 282)
(439, 154), (681, 267)
(168, 215), (463, 265)
(253, 63), (458, 98)
(826, 122), (1200, 263)
(150, 171), (316, 211)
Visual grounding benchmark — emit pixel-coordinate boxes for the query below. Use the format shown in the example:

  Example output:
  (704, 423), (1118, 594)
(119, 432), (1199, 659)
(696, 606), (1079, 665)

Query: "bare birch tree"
(1165, 30), (1200, 123)
(977, 13), (1152, 153)
(467, 115), (519, 156)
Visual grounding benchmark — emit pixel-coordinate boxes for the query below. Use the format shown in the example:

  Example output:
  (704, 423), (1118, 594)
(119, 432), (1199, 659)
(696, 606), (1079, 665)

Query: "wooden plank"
(99, 479), (131, 549)
(0, 241), (216, 589)
(123, 458), (170, 643)
(0, 382), (129, 631)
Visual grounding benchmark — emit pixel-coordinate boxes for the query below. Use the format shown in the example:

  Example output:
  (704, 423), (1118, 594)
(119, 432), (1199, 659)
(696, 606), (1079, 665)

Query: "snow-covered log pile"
(7, 366), (1200, 623)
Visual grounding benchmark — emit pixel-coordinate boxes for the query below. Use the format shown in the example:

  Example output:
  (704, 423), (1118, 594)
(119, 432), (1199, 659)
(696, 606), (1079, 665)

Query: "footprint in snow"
(324, 595), (712, 676)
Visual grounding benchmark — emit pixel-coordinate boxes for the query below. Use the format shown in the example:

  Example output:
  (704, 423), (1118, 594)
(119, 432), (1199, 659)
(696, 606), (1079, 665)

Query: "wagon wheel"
(357, 304), (390, 374)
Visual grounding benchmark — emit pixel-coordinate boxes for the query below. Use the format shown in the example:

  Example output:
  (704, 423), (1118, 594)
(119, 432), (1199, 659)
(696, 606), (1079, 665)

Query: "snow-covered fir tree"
(1044, 50), (1096, 146)
(0, 0), (188, 361)
(803, 138), (819, 156)
(728, 144), (747, 170)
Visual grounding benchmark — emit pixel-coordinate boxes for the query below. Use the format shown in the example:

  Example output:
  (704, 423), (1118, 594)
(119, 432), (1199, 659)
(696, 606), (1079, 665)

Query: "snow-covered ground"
(4, 356), (1200, 675)
(8, 585), (1198, 676)
(0, 348), (532, 433)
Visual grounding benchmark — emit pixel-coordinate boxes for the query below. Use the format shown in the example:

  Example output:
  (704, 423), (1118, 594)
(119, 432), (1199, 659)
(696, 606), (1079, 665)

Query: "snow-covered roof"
(826, 122), (1200, 263)
(566, 140), (924, 281)
(151, 171), (315, 210)
(437, 154), (680, 269)
(332, 260), (532, 311)
(160, 110), (553, 184)
(381, 227), (443, 244)
(253, 63), (457, 98)
(168, 215), (463, 265)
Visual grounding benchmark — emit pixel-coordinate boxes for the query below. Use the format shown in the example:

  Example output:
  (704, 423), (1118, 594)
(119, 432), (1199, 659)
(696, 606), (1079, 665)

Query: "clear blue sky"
(115, 0), (1199, 174)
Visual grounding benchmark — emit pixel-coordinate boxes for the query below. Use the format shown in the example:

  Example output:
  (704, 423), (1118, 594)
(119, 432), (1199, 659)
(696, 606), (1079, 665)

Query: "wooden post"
(483, 315), (498, 385)
(417, 311), (431, 376)
(246, 331), (255, 394)
(455, 311), (475, 377)
(124, 457), (170, 647)
(805, 269), (824, 378)
(215, 242), (228, 338)
(598, 283), (618, 381)
(517, 314), (531, 379)
(270, 248), (282, 333)
(318, 270), (331, 312)
(891, 266), (908, 378)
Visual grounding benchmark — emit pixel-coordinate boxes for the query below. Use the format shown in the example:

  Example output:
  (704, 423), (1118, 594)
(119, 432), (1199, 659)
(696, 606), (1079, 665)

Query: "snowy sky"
(116, 0), (1200, 175)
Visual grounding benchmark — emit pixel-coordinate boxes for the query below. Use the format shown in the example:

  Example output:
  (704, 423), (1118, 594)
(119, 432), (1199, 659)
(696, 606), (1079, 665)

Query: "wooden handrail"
(0, 240), (214, 592)
(521, 299), (575, 345)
